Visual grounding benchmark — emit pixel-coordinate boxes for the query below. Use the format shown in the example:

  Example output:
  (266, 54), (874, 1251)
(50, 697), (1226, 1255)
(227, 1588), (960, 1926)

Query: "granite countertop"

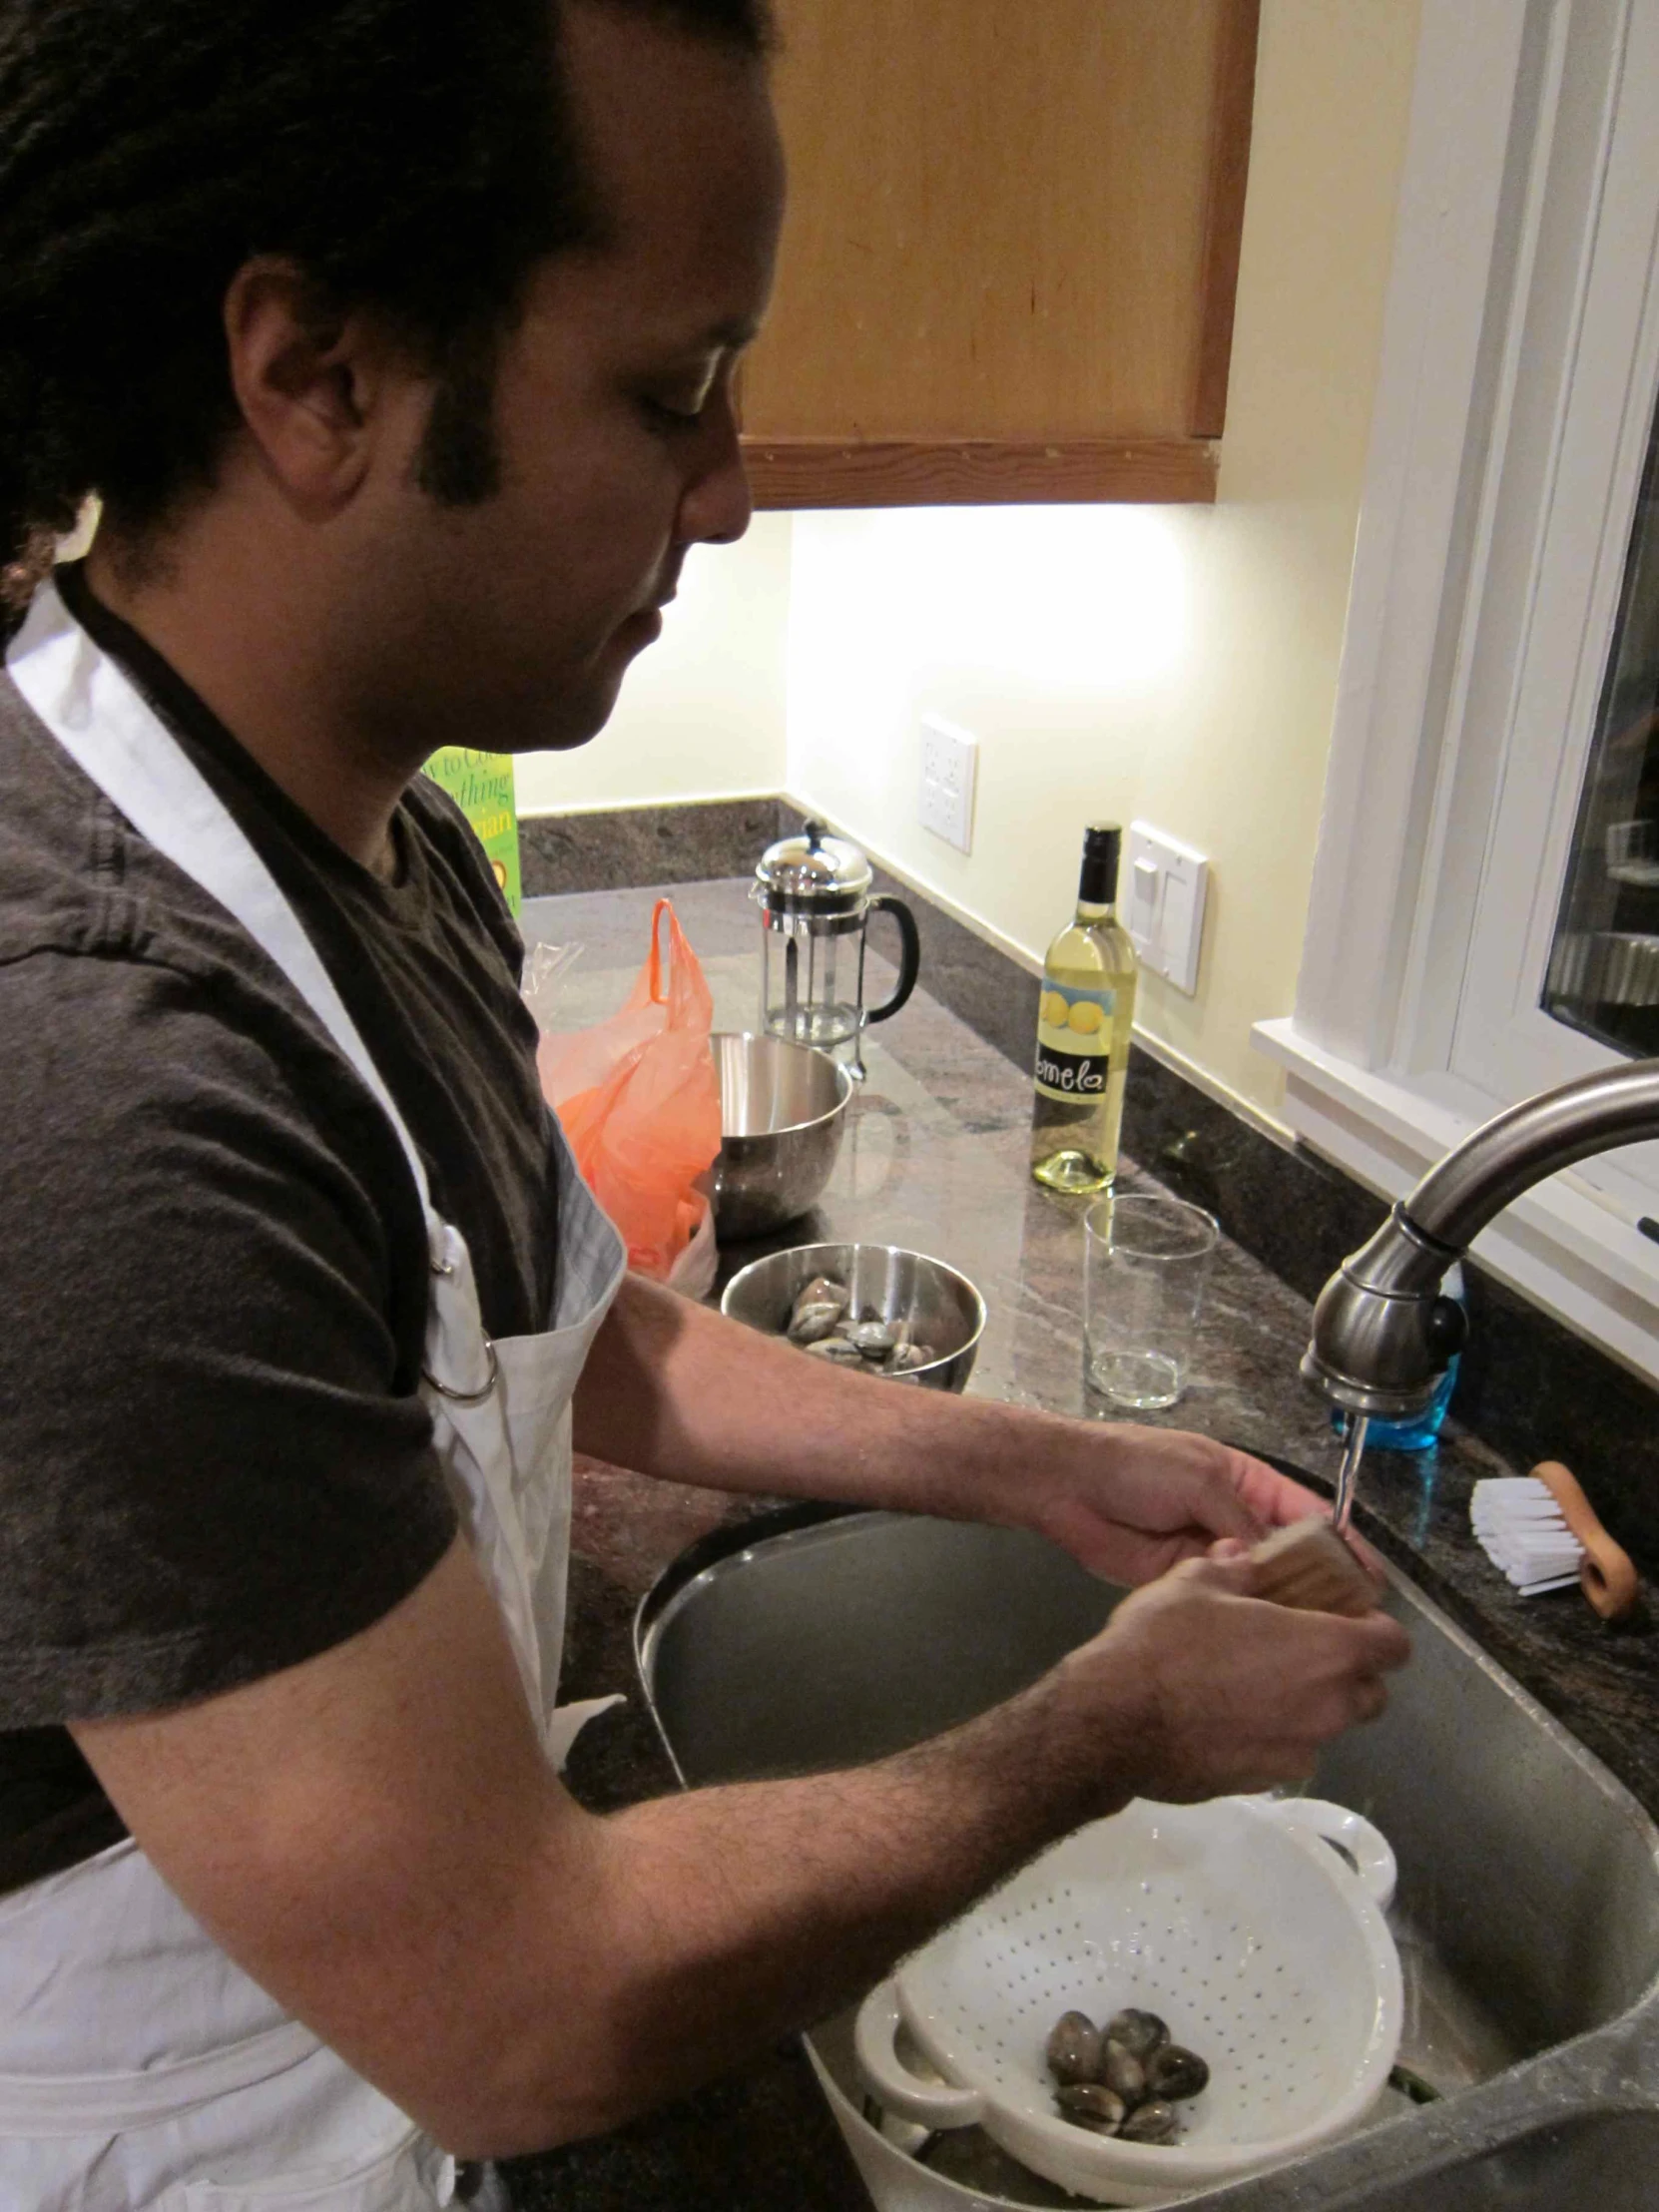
(504, 878), (1659, 2212)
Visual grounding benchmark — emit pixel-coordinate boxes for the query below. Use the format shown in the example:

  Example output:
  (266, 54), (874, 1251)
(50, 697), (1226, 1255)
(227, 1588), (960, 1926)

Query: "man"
(0, 3), (1409, 2204)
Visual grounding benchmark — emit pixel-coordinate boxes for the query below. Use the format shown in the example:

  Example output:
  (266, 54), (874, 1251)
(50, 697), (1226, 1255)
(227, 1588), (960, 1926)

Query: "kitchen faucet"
(1302, 1059), (1659, 1417)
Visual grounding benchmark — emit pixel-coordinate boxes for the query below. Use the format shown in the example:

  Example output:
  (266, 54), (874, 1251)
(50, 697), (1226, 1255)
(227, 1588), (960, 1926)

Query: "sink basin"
(635, 1501), (1659, 2205)
(1321, 2110), (1659, 2208)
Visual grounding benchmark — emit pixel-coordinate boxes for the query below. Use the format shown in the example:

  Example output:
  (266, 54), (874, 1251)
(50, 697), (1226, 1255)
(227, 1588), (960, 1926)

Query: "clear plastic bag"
(521, 939), (584, 1034)
(534, 900), (721, 1289)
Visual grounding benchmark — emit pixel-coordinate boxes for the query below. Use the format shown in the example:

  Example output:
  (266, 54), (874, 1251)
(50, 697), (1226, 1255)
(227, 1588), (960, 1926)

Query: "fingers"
(1230, 1452), (1390, 1592)
(1171, 1551), (1264, 1599)
(1255, 1748), (1321, 1791)
(1352, 1675), (1390, 1726)
(1230, 1451), (1329, 1531)
(1320, 1652), (1394, 1731)
(1191, 1464), (1263, 1544)
(1306, 1618), (1401, 1736)
(1166, 1550), (1404, 1649)
(1077, 1546), (1410, 1805)
(1345, 1527), (1390, 1587)
(1131, 1428), (1268, 1543)
(1264, 1604), (1410, 1715)
(1352, 1612), (1412, 1673)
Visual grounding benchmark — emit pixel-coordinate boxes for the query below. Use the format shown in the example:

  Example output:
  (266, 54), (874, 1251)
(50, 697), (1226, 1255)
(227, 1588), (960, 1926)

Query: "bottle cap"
(1079, 823), (1122, 906)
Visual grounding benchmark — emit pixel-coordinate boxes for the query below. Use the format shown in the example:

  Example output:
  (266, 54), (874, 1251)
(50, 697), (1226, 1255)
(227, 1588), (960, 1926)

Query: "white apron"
(0, 585), (628, 2211)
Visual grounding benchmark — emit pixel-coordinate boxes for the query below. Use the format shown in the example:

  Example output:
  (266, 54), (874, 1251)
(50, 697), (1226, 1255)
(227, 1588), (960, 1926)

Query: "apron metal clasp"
(423, 1336), (500, 1405)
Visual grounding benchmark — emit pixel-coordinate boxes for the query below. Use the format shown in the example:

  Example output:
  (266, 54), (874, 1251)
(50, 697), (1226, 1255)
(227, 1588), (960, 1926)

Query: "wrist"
(886, 1640), (1145, 1879)
(1045, 1633), (1160, 1814)
(987, 1403), (1134, 1557)
(982, 1642), (1152, 1834)
(943, 1397), (1104, 1537)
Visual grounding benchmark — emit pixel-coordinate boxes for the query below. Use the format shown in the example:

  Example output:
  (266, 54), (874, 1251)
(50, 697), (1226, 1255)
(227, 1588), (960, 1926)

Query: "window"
(1544, 412), (1659, 1061)
(1256, 0), (1659, 1380)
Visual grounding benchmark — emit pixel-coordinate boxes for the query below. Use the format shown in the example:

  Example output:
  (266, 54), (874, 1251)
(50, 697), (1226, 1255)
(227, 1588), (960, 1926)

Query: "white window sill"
(1253, 1017), (1659, 1390)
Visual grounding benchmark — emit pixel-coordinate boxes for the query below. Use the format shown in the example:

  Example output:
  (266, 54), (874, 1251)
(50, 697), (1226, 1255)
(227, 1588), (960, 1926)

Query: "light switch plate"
(1126, 822), (1209, 994)
(919, 715), (978, 854)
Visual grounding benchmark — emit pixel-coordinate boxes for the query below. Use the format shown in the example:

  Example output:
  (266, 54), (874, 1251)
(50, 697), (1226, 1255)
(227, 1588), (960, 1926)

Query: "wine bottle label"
(1034, 983), (1115, 1101)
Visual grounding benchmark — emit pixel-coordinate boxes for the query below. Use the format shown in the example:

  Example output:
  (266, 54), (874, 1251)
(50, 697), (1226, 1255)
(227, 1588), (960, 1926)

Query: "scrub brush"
(1470, 1460), (1639, 1620)
(1249, 1518), (1377, 1617)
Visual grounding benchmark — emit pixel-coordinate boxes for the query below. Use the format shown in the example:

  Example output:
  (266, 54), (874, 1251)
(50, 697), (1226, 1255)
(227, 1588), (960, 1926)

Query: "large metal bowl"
(720, 1241), (986, 1392)
(710, 1033), (852, 1240)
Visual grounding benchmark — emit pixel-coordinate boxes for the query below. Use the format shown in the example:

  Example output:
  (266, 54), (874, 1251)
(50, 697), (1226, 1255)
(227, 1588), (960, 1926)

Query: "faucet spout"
(1303, 1058), (1659, 1417)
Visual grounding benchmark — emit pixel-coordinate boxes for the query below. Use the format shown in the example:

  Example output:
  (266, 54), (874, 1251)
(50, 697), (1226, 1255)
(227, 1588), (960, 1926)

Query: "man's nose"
(677, 403), (753, 549)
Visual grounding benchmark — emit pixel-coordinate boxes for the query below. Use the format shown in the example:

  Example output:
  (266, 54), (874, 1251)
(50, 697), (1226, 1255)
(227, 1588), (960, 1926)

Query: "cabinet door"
(742, 0), (1259, 508)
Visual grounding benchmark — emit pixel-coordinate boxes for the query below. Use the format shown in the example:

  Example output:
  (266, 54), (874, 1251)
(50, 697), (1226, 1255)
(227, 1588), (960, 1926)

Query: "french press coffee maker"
(752, 823), (921, 1079)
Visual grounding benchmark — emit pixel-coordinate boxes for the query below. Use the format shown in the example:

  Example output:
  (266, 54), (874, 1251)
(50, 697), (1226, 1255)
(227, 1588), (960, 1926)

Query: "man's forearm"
(577, 1274), (1320, 1594)
(573, 1271), (1054, 1527)
(470, 1656), (1133, 2154)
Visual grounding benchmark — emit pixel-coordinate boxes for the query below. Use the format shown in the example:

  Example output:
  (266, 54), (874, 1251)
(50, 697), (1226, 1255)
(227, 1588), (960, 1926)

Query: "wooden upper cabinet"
(742, 0), (1260, 508)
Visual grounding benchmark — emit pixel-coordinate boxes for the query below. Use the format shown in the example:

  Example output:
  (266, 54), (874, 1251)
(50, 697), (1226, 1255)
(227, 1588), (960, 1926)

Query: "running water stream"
(1334, 1413), (1369, 1534)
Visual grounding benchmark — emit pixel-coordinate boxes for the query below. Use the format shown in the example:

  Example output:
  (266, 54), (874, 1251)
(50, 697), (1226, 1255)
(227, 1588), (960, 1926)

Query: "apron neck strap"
(7, 580), (435, 1229)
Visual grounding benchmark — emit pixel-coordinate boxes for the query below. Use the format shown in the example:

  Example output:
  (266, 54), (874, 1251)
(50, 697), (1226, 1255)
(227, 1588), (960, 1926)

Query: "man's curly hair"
(0, 0), (773, 604)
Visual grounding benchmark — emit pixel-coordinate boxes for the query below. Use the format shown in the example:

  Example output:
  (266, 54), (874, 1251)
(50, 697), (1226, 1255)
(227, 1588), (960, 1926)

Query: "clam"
(1099, 2037), (1145, 2103)
(1054, 2081), (1127, 2133)
(1119, 2098), (1179, 2145)
(788, 1301), (844, 1346)
(847, 1320), (898, 1360)
(1104, 2008), (1170, 2062)
(1145, 2045), (1209, 2102)
(778, 1276), (935, 1381)
(804, 1337), (865, 1365)
(1043, 2000), (1204, 2149)
(1045, 2010), (1103, 2086)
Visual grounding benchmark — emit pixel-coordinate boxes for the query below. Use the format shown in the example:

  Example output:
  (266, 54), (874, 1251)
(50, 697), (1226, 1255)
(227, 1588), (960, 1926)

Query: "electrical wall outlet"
(919, 714), (978, 853)
(1126, 822), (1210, 994)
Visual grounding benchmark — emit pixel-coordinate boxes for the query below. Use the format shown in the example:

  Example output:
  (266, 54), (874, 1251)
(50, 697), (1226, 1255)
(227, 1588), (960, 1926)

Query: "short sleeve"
(0, 946), (458, 1726)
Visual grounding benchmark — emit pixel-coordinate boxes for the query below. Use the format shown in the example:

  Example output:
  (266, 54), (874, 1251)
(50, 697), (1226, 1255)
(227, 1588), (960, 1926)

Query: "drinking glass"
(1083, 1192), (1219, 1409)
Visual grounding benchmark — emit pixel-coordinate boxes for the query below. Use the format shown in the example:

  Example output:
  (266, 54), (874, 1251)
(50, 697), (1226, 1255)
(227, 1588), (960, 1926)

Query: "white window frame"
(1254, 0), (1659, 1385)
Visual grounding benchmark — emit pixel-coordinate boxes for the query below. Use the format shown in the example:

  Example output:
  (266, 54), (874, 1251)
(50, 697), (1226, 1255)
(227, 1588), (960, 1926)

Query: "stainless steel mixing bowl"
(720, 1241), (986, 1391)
(710, 1033), (853, 1240)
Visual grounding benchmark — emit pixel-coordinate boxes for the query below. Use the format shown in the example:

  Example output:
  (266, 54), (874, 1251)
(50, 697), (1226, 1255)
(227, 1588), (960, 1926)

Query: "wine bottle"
(1030, 824), (1138, 1193)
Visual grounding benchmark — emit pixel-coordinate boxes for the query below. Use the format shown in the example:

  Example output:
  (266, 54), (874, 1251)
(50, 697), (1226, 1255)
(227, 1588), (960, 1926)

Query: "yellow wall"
(513, 512), (791, 815)
(784, 0), (1421, 1120)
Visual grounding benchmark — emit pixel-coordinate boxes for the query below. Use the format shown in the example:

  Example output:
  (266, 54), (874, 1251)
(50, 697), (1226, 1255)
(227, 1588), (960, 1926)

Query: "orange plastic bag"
(537, 899), (722, 1284)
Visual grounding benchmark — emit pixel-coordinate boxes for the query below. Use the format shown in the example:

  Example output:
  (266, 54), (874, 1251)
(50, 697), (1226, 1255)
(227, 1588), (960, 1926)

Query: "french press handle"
(864, 893), (921, 1024)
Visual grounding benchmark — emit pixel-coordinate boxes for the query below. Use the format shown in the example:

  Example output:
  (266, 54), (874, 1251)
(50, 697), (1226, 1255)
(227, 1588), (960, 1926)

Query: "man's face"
(342, 4), (784, 757)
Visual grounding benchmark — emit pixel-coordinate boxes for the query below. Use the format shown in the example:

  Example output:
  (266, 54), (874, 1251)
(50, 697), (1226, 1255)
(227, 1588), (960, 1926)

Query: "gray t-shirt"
(0, 567), (558, 1892)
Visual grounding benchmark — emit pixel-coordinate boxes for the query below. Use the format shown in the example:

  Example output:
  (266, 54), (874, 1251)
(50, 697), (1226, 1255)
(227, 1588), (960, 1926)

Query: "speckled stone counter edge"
(525, 798), (1659, 1567)
(520, 798), (780, 896)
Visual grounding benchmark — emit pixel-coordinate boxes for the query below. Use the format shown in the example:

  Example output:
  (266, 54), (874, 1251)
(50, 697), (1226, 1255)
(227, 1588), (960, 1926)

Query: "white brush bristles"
(1470, 1476), (1585, 1596)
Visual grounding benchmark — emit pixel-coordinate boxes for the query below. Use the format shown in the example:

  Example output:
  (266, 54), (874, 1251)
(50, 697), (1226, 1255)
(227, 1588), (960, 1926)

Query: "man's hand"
(1056, 1553), (1411, 1801)
(1021, 1422), (1329, 1586)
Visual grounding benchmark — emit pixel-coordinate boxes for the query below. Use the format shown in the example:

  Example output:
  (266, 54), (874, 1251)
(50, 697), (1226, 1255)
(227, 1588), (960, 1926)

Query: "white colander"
(855, 1796), (1401, 2207)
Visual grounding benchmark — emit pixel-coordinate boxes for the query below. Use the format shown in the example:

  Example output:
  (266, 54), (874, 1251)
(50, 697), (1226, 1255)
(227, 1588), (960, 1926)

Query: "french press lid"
(754, 821), (873, 917)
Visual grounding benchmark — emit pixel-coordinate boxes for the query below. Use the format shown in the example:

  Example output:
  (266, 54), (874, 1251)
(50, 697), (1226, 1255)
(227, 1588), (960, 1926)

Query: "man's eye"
(640, 394), (704, 432)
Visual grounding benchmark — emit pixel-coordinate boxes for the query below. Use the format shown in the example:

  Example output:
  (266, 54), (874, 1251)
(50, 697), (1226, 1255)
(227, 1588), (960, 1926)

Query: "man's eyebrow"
(642, 312), (763, 362)
(703, 313), (762, 351)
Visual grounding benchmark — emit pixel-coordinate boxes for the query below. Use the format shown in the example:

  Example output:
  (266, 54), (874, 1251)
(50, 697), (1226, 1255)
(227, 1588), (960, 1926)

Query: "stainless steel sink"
(1318, 2110), (1659, 2209)
(635, 1502), (1659, 2207)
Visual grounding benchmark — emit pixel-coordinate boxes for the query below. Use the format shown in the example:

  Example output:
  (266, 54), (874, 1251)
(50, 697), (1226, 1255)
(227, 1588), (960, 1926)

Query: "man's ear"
(222, 259), (401, 517)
